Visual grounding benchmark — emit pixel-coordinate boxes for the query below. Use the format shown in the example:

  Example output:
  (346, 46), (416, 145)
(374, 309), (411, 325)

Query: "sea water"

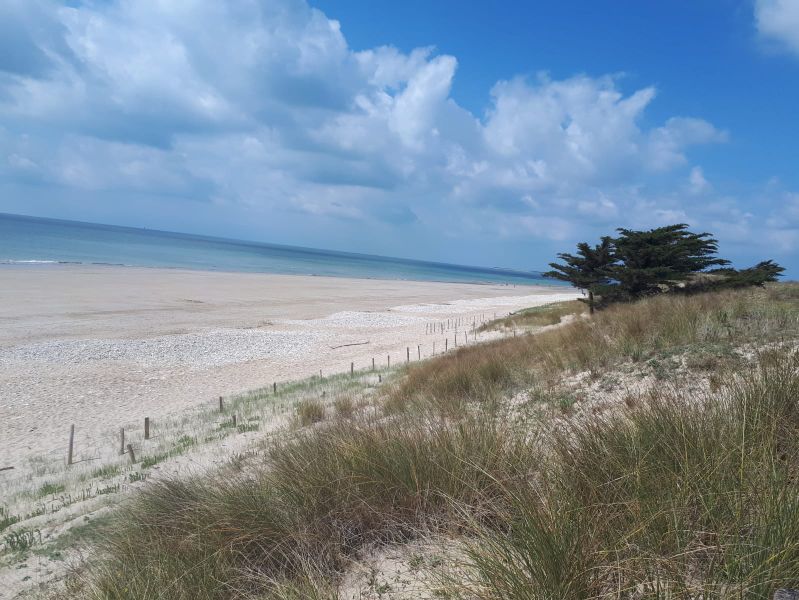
(0, 213), (559, 286)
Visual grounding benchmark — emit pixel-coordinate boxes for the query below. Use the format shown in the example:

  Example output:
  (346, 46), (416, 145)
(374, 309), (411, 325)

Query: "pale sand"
(0, 265), (578, 464)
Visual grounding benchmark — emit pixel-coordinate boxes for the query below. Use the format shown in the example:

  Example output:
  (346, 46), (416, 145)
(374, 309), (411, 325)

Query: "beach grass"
(29, 284), (799, 598)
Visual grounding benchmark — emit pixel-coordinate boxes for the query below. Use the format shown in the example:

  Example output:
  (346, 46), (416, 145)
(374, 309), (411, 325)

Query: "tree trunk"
(588, 290), (595, 315)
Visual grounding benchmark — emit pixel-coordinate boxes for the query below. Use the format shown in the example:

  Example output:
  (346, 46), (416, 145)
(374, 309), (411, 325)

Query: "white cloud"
(688, 166), (711, 195)
(0, 0), (770, 267)
(756, 0), (799, 56)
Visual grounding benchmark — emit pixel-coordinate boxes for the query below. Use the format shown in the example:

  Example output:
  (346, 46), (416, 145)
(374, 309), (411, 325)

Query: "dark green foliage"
(547, 223), (782, 308)
(693, 260), (787, 292)
(543, 237), (615, 312)
(606, 224), (729, 299)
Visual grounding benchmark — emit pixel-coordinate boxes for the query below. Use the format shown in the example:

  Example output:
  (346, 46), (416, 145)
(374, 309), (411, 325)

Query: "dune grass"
(389, 285), (799, 415)
(80, 417), (532, 599)
(479, 299), (586, 332)
(66, 284), (799, 599)
(460, 351), (799, 598)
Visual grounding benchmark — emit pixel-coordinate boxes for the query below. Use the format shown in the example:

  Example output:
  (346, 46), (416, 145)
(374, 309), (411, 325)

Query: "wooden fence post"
(127, 444), (136, 463)
(219, 396), (223, 412)
(119, 428), (125, 455)
(417, 345), (421, 360)
(387, 355), (390, 368)
(351, 362), (354, 377)
(406, 347), (410, 363)
(67, 424), (75, 466)
(232, 414), (237, 429)
(372, 357), (375, 370)
(273, 382), (277, 394)
(445, 338), (448, 351)
(144, 417), (150, 440)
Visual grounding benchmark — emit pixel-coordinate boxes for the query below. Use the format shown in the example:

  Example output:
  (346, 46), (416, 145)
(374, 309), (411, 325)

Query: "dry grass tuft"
(296, 398), (326, 426)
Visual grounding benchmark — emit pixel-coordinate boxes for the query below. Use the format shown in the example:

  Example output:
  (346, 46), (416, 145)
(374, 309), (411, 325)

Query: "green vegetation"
(480, 300), (585, 332)
(546, 223), (784, 307)
(0, 506), (20, 533)
(90, 464), (121, 480)
(36, 482), (66, 497)
(461, 354), (799, 598)
(62, 284), (799, 599)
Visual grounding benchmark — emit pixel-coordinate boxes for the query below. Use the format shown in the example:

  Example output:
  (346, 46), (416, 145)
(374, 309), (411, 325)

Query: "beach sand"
(0, 265), (578, 465)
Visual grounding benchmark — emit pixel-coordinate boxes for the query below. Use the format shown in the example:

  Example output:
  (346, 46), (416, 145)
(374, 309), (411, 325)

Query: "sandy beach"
(0, 265), (577, 465)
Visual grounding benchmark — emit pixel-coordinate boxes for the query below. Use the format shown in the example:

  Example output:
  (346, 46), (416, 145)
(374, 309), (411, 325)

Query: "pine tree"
(700, 260), (785, 291)
(607, 224), (729, 299)
(544, 237), (615, 313)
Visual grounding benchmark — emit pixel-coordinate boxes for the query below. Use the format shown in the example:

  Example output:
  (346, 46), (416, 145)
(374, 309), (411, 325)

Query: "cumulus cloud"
(0, 0), (777, 267)
(756, 0), (799, 56)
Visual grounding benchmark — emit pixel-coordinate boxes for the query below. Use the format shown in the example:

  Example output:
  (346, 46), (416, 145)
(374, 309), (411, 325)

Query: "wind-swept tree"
(544, 237), (615, 313)
(696, 260), (786, 291)
(607, 224), (730, 299)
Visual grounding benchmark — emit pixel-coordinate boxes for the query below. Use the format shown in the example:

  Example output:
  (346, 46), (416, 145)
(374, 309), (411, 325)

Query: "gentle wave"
(1, 259), (61, 264)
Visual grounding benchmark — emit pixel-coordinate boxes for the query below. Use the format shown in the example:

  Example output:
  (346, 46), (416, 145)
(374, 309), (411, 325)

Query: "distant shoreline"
(0, 259), (570, 289)
(0, 212), (556, 287)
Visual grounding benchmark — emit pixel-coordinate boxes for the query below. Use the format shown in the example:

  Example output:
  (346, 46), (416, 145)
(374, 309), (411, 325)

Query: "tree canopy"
(545, 224), (783, 309)
(543, 237), (615, 313)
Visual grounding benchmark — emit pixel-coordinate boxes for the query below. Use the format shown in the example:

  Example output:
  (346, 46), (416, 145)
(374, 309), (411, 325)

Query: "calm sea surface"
(0, 213), (560, 286)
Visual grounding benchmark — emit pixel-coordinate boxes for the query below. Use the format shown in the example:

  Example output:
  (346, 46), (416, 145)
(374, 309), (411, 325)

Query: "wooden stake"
(119, 428), (125, 455)
(273, 382), (277, 394)
(372, 357), (375, 370)
(445, 338), (448, 351)
(67, 424), (75, 466)
(387, 355), (390, 368)
(378, 374), (382, 383)
(351, 362), (354, 377)
(406, 347), (410, 363)
(127, 443), (136, 463)
(144, 417), (150, 440)
(232, 414), (237, 429)
(417, 345), (421, 360)
(219, 396), (223, 412)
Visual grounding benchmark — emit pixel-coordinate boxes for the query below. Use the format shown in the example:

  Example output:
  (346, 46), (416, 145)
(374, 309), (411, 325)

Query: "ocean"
(0, 213), (559, 286)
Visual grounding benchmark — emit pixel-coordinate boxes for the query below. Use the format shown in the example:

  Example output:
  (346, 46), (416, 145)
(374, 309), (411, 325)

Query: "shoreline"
(0, 260), (565, 288)
(0, 265), (579, 464)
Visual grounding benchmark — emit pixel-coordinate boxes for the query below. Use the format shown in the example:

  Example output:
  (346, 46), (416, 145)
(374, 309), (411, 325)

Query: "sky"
(1, 1), (798, 276)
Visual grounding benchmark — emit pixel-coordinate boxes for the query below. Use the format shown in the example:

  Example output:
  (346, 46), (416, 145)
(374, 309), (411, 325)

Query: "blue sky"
(1, 1), (798, 276)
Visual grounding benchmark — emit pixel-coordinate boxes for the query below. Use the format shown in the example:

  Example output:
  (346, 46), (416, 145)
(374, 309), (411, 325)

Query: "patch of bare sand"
(0, 264), (577, 466)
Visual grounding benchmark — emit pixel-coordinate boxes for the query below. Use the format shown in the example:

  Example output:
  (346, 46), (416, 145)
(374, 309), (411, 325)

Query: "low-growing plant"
(4, 528), (41, 553)
(296, 398), (325, 426)
(37, 482), (65, 497)
(0, 506), (20, 532)
(91, 464), (121, 480)
(333, 394), (355, 419)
